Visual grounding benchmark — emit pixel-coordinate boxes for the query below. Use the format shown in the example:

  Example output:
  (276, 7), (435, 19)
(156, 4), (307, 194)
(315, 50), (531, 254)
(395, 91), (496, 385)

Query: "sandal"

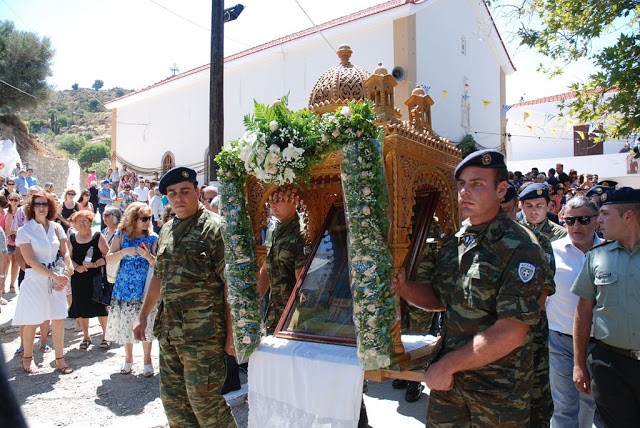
(99, 339), (110, 349)
(120, 362), (132, 375)
(14, 346), (24, 357)
(0, 297), (7, 305)
(22, 356), (39, 374)
(40, 344), (53, 353)
(79, 339), (91, 350)
(54, 357), (73, 374)
(143, 363), (154, 378)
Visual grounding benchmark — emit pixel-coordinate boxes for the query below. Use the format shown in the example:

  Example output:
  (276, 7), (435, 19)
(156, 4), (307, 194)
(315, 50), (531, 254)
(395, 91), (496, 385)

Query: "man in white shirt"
(547, 195), (603, 428)
(133, 179), (150, 203)
(109, 166), (120, 184)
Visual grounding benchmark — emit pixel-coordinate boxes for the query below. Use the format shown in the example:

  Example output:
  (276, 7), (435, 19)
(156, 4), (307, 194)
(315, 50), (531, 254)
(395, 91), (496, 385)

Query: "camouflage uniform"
(406, 241), (439, 335)
(518, 222), (557, 427)
(519, 217), (567, 243)
(264, 212), (307, 335)
(427, 210), (548, 427)
(153, 205), (236, 427)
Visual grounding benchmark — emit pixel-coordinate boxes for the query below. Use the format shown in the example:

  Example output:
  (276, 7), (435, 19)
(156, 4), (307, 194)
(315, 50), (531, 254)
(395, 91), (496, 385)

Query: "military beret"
(159, 166), (198, 194)
(600, 187), (640, 205)
(454, 149), (506, 180)
(586, 185), (612, 198)
(518, 182), (549, 201)
(597, 180), (618, 188)
(501, 183), (517, 203)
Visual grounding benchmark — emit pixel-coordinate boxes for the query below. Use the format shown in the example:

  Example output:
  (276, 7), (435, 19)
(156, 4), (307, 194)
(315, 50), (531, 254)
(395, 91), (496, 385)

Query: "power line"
(0, 79), (38, 99)
(148, 0), (210, 32)
(293, 0), (336, 53)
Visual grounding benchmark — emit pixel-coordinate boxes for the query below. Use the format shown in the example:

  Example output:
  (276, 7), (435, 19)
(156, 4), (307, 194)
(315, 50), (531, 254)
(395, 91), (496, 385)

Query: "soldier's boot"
(392, 379), (408, 389)
(357, 399), (368, 428)
(404, 381), (424, 403)
(221, 354), (241, 395)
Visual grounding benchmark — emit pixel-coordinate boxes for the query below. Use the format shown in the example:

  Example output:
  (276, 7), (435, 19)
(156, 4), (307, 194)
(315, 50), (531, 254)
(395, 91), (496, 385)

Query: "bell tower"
(364, 63), (398, 123)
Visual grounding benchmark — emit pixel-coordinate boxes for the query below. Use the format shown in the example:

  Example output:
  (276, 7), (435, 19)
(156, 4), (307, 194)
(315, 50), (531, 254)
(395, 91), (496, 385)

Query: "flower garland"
(217, 99), (396, 369)
(216, 150), (262, 362)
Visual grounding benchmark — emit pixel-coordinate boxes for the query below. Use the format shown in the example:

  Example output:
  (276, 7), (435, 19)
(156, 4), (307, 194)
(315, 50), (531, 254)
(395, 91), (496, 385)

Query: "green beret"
(454, 149), (506, 180)
(158, 166), (198, 195)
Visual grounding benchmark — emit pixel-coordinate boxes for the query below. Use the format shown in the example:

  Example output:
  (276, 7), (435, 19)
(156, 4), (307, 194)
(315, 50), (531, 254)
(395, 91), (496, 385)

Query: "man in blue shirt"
(14, 170), (28, 196)
(25, 168), (37, 188)
(98, 180), (116, 230)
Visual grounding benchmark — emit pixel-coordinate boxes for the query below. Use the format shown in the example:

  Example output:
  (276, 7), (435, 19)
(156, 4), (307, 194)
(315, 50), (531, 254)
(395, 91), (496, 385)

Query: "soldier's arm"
(133, 274), (161, 342)
(392, 267), (445, 311)
(573, 297), (594, 394)
(258, 262), (269, 297)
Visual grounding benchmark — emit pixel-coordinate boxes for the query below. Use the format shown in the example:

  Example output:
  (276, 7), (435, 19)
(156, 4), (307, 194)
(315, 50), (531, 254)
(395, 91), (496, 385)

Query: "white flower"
(237, 319), (246, 328)
(356, 130), (363, 137)
(322, 134), (329, 142)
(345, 128), (353, 135)
(362, 255), (372, 262)
(282, 143), (305, 161)
(269, 121), (279, 131)
(231, 221), (238, 226)
(353, 305), (362, 314)
(367, 304), (376, 313)
(254, 168), (270, 182)
(234, 245), (242, 254)
(283, 168), (296, 183)
(366, 333), (375, 340)
(242, 336), (252, 345)
(341, 106), (353, 118)
(369, 349), (377, 356)
(231, 234), (239, 240)
(361, 171), (369, 178)
(364, 266), (376, 277)
(226, 171), (232, 177)
(239, 309), (246, 316)
(367, 317), (376, 328)
(362, 205), (371, 215)
(362, 187), (371, 196)
(363, 238), (371, 245)
(332, 129), (341, 138)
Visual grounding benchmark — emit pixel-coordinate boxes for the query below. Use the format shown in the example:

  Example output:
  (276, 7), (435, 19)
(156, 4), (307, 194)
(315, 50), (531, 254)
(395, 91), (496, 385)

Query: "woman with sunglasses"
(5, 193), (21, 293)
(77, 189), (94, 212)
(105, 202), (158, 377)
(12, 191), (73, 374)
(59, 189), (79, 221)
(1, 179), (16, 198)
(101, 206), (122, 246)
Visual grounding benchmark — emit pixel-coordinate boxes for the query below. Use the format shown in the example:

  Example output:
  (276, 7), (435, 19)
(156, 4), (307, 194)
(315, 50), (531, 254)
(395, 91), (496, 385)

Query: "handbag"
(106, 233), (125, 283)
(92, 269), (113, 306)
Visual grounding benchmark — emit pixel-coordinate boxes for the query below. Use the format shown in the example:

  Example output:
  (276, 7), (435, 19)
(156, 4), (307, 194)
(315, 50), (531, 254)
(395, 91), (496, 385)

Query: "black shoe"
(404, 381), (424, 402)
(357, 400), (368, 428)
(392, 379), (408, 389)
(221, 383), (241, 395)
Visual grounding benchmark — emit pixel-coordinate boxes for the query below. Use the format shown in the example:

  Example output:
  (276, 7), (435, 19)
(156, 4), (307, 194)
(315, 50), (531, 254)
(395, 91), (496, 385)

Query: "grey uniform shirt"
(571, 240), (640, 350)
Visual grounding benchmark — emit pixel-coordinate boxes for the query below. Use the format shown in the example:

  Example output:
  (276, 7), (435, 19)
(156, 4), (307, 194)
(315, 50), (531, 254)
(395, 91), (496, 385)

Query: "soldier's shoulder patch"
(588, 240), (614, 251)
(518, 262), (536, 283)
(545, 253), (551, 264)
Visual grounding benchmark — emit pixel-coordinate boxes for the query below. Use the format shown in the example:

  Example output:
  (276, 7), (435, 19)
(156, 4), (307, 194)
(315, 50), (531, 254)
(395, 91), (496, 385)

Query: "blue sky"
(0, 0), (595, 104)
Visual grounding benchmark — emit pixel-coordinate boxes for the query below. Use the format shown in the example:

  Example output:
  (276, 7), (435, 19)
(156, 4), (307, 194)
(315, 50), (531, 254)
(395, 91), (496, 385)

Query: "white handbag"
(106, 233), (124, 283)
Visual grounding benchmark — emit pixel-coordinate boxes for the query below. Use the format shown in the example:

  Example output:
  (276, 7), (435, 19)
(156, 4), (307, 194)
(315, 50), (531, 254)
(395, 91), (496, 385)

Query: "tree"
(489, 0), (639, 140)
(92, 79), (104, 91)
(72, 83), (79, 90)
(55, 134), (85, 156)
(88, 99), (100, 112)
(77, 143), (109, 169)
(89, 161), (110, 180)
(0, 21), (54, 111)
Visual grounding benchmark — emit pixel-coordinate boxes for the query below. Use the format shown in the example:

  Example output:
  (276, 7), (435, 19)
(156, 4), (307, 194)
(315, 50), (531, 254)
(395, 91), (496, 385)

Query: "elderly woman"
(106, 202), (158, 377)
(101, 206), (122, 246)
(12, 191), (73, 374)
(68, 211), (109, 349)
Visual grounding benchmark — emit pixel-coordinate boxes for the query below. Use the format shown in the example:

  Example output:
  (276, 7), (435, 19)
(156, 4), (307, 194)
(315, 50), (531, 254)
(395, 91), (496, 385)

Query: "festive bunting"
(502, 104), (512, 115)
(527, 125), (533, 134)
(420, 84), (431, 95)
(576, 131), (585, 140)
(543, 113), (555, 126)
(482, 100), (491, 109)
(523, 110), (531, 122)
(462, 94), (470, 101)
(442, 90), (448, 99)
(551, 128), (558, 137)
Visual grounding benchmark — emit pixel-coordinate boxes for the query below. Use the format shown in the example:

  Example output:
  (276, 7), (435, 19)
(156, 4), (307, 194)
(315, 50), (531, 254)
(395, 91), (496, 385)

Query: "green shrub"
(77, 143), (110, 169)
(82, 131), (95, 140)
(89, 161), (110, 180)
(55, 134), (86, 156)
(457, 134), (480, 159)
(92, 79), (104, 90)
(88, 99), (100, 112)
(72, 83), (79, 90)
(28, 119), (46, 133)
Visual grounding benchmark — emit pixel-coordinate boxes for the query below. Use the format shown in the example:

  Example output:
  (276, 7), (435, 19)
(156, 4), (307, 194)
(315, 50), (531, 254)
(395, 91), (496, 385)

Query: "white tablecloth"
(248, 336), (364, 428)
(247, 335), (438, 428)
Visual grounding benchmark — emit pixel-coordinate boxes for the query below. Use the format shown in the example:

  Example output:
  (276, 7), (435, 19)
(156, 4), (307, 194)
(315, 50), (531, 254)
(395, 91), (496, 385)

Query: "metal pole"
(209, 0), (224, 181)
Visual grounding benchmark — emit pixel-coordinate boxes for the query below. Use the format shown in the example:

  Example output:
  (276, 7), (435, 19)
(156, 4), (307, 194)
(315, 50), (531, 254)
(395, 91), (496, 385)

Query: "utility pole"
(209, 2), (244, 182)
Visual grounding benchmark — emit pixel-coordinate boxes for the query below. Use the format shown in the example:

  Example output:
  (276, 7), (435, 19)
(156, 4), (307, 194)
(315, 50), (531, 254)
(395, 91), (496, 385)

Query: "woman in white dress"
(12, 191), (73, 374)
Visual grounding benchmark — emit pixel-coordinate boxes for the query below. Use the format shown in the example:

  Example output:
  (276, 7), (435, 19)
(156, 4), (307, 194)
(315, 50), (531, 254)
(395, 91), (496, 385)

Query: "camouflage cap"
(518, 182), (549, 201)
(586, 185), (612, 198)
(501, 183), (517, 203)
(600, 187), (640, 205)
(454, 149), (506, 180)
(159, 166), (198, 194)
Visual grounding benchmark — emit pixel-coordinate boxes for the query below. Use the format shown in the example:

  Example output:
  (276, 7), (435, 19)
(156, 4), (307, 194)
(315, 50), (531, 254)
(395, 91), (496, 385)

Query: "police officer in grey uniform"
(571, 187), (640, 427)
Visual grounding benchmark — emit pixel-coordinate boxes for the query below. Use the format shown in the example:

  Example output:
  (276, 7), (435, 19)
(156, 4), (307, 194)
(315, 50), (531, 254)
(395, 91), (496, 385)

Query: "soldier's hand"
(424, 361), (454, 391)
(133, 317), (148, 342)
(573, 363), (591, 394)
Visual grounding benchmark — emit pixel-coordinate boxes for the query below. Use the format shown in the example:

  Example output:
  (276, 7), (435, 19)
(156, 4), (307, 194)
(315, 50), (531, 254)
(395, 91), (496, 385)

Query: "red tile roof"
(511, 89), (619, 107)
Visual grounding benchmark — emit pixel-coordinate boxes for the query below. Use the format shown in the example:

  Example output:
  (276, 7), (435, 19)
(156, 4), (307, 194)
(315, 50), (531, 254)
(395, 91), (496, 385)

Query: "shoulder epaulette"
(588, 240), (614, 251)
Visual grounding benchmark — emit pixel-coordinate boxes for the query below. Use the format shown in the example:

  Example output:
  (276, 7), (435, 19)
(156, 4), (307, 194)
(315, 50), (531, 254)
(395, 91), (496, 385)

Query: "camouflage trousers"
(530, 311), (553, 428)
(427, 383), (530, 427)
(159, 339), (237, 428)
(406, 305), (435, 336)
(264, 300), (285, 336)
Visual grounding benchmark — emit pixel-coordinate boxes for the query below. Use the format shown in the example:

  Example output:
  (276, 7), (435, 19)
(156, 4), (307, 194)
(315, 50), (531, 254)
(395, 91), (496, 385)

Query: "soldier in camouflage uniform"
(259, 191), (307, 335)
(134, 167), (236, 428)
(518, 183), (562, 427)
(394, 149), (548, 427)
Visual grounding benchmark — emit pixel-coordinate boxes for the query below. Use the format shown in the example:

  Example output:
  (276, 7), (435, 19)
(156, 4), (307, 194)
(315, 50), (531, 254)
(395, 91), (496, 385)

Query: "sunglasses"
(564, 215), (597, 226)
(167, 212), (176, 218)
(67, 193), (76, 196)
(137, 216), (151, 222)
(9, 199), (20, 202)
(7, 183), (14, 185)
(33, 202), (49, 208)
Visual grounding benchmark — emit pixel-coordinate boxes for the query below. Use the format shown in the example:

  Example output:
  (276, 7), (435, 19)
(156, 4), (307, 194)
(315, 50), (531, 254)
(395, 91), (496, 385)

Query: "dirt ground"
(0, 291), (249, 428)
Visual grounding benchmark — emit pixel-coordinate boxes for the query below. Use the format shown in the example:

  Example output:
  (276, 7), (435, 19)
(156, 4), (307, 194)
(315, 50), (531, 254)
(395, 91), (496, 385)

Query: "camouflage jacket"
(519, 217), (567, 243)
(433, 210), (547, 393)
(517, 221), (557, 296)
(153, 205), (227, 346)
(266, 213), (307, 309)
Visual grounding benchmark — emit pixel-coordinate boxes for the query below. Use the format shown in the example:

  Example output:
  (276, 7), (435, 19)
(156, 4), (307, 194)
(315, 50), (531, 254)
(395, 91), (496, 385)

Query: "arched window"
(161, 152), (175, 174)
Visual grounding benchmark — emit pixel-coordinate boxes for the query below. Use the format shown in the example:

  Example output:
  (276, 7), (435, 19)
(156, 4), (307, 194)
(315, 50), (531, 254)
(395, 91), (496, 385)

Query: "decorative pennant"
(420, 84), (431, 95)
(482, 100), (491, 109)
(566, 119), (575, 130)
(544, 113), (555, 126)
(502, 104), (512, 115)
(551, 128), (558, 137)
(576, 130), (585, 140)
(527, 125), (533, 134)
(442, 90), (448, 99)
(523, 110), (532, 122)
(462, 94), (470, 101)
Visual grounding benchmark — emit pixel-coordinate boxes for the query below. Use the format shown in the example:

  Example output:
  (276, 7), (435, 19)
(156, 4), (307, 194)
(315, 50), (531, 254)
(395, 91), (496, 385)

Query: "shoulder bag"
(106, 232), (124, 283)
